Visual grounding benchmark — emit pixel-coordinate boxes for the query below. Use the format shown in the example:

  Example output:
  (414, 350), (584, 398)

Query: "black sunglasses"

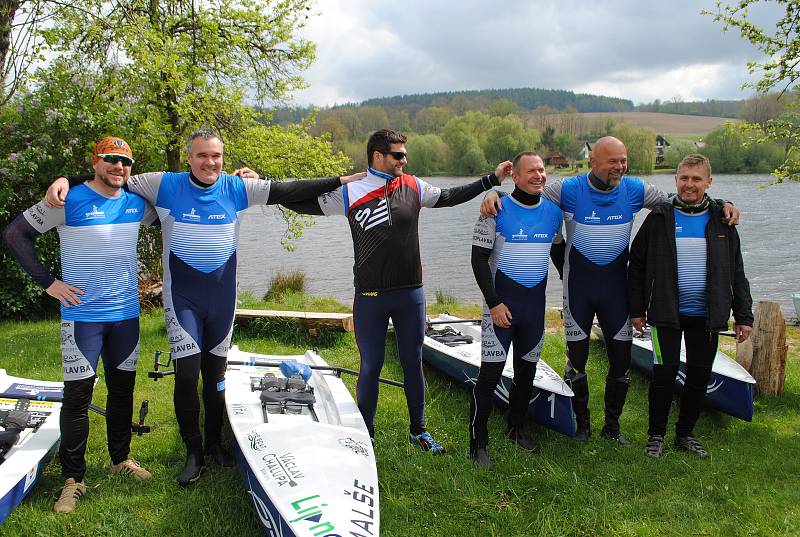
(383, 151), (407, 161)
(100, 154), (134, 167)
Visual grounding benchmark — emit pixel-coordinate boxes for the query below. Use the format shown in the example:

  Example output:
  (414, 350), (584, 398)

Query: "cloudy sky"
(291, 0), (783, 107)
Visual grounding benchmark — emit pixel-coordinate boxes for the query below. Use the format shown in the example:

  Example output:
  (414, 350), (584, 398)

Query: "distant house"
(655, 135), (670, 165)
(579, 142), (592, 160)
(545, 150), (569, 168)
(694, 140), (707, 150)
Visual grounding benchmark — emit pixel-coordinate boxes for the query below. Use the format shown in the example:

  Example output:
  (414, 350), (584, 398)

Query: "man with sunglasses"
(283, 129), (507, 454)
(3, 137), (157, 513)
(44, 129), (366, 485)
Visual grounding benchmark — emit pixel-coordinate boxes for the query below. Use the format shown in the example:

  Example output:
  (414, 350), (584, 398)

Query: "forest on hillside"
(267, 89), (793, 176)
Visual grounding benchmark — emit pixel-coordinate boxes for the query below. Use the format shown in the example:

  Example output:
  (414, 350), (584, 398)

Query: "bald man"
(482, 137), (739, 445)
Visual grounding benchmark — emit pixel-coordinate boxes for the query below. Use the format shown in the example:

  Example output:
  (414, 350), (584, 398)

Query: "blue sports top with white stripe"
(559, 174), (645, 266)
(674, 208), (710, 316)
(22, 183), (155, 322)
(473, 195), (563, 288)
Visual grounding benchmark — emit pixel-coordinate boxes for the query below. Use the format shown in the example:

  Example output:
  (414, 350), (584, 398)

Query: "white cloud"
(291, 0), (783, 107)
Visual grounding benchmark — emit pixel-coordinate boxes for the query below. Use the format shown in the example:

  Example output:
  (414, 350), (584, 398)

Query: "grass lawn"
(1, 299), (798, 537)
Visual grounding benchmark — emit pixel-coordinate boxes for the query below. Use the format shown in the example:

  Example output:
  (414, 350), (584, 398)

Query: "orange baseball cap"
(92, 136), (134, 164)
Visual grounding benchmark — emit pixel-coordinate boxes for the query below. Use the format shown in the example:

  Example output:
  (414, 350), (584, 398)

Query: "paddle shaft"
(427, 319), (480, 325)
(227, 360), (404, 388)
(1, 391), (105, 416)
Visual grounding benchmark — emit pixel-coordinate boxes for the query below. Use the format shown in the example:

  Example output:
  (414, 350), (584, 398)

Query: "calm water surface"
(238, 174), (800, 318)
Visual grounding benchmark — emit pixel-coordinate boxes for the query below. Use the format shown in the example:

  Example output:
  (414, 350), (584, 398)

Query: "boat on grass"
(422, 314), (575, 436)
(0, 370), (63, 524)
(225, 346), (379, 537)
(591, 325), (756, 421)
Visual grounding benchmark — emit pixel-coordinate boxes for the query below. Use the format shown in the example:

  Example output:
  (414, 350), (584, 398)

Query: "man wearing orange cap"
(43, 129), (366, 486)
(3, 136), (157, 513)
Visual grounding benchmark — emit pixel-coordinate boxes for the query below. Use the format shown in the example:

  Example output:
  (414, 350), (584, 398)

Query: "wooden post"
(748, 301), (788, 396)
(735, 337), (753, 371)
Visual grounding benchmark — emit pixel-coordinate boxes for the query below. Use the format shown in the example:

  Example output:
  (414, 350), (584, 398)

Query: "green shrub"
(264, 270), (306, 300)
(434, 289), (457, 306)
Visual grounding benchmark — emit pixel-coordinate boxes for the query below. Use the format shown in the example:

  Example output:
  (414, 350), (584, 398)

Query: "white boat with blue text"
(225, 346), (379, 537)
(0, 370), (63, 524)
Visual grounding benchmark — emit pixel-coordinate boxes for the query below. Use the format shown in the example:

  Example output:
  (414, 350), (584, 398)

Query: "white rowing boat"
(0, 370), (63, 524)
(225, 346), (379, 537)
(422, 315), (576, 436)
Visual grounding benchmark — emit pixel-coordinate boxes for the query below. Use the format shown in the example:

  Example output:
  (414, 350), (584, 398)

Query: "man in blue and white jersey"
(46, 130), (366, 485)
(629, 154), (752, 459)
(3, 137), (156, 513)
(482, 137), (739, 445)
(468, 152), (562, 469)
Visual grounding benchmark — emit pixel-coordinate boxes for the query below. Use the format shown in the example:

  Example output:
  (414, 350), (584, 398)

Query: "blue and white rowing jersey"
(559, 175), (645, 266)
(674, 209), (710, 316)
(22, 183), (156, 322)
(124, 171), (272, 358)
(473, 195), (562, 288)
(127, 171), (270, 274)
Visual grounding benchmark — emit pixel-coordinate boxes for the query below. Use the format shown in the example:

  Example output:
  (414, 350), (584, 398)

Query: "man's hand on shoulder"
(45, 177), (70, 208)
(480, 191), (502, 217)
(340, 171), (367, 184)
(232, 167), (260, 179)
(721, 202), (740, 226)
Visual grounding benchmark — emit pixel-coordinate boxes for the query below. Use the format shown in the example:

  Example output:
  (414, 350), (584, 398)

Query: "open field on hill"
(574, 112), (730, 136)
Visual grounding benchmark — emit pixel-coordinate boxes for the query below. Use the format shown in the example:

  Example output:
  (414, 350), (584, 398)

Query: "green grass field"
(1, 301), (798, 537)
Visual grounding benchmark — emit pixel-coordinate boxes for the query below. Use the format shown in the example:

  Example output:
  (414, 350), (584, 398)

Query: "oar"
(227, 359), (404, 389)
(0, 391), (151, 432)
(426, 318), (481, 325)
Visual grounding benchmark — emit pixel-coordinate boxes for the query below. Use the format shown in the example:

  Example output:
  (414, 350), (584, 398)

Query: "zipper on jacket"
(384, 179), (393, 226)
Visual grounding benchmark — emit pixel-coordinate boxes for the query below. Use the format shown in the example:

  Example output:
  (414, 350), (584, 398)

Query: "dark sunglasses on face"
(101, 154), (134, 167)
(384, 151), (407, 161)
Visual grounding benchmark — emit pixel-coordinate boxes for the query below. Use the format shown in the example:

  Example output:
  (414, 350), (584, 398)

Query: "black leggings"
(60, 369), (135, 481)
(173, 351), (227, 451)
(469, 359), (537, 453)
(648, 317), (718, 437)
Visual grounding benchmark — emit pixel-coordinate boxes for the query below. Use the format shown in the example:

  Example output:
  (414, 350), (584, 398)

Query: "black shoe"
(205, 444), (235, 467)
(645, 435), (664, 458)
(469, 448), (494, 470)
(574, 421), (591, 442)
(177, 451), (205, 486)
(506, 426), (540, 453)
(675, 436), (708, 458)
(600, 426), (633, 446)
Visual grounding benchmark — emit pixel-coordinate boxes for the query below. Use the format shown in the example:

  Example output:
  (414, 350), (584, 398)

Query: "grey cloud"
(295, 0), (785, 105)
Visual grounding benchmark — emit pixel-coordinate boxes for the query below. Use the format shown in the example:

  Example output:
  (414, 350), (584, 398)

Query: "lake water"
(237, 174), (800, 319)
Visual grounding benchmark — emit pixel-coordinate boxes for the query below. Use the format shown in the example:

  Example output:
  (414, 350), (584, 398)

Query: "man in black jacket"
(628, 154), (753, 459)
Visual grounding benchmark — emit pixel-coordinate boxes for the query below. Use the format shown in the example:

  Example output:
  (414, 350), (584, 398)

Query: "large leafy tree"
(0, 1), (353, 319)
(611, 123), (655, 175)
(43, 0), (315, 170)
(706, 0), (800, 181)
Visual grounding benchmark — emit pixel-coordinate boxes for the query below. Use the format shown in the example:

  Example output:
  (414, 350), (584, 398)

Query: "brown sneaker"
(111, 457), (152, 480)
(54, 478), (86, 513)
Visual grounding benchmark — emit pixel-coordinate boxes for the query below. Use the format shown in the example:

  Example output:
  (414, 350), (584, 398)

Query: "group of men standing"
(470, 139), (752, 468)
(2, 128), (753, 512)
